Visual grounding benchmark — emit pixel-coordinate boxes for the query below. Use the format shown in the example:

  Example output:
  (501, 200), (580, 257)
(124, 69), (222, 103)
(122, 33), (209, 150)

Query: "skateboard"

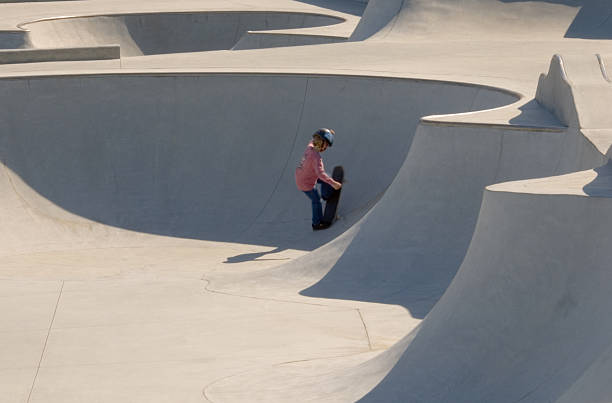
(321, 165), (344, 226)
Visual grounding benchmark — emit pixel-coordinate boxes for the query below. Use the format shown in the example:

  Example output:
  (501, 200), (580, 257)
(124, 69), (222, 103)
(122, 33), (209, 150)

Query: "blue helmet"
(314, 128), (334, 147)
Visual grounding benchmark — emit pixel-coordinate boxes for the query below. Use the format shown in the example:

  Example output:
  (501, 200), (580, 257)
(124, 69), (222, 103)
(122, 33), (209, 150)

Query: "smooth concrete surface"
(0, 73), (514, 252)
(3, 0), (612, 402)
(22, 12), (346, 56)
(232, 32), (347, 51)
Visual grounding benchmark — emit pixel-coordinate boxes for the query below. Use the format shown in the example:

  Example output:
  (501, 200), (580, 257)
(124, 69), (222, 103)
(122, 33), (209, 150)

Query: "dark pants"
(303, 179), (334, 226)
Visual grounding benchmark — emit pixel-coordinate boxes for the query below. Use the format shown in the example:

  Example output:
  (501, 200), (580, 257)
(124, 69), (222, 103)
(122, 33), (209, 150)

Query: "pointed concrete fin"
(536, 53), (612, 130)
(536, 54), (577, 128)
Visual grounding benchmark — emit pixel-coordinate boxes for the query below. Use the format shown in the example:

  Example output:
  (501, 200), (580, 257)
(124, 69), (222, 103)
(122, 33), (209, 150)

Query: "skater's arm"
(315, 157), (341, 190)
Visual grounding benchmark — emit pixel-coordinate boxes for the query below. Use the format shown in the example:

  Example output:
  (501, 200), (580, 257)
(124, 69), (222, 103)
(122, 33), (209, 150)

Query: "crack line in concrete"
(238, 76), (310, 238)
(357, 308), (373, 351)
(27, 280), (64, 403)
(201, 277), (351, 309)
(202, 351), (375, 403)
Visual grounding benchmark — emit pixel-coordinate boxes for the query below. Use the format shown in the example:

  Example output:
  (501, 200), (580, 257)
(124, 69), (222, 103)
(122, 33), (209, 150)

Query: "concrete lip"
(19, 11), (346, 57)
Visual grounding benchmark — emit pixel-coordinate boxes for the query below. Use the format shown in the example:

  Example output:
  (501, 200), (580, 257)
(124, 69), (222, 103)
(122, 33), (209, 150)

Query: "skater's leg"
(303, 188), (323, 226)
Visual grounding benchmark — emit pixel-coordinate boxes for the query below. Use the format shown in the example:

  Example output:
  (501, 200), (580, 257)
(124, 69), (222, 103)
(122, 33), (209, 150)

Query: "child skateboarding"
(295, 128), (342, 231)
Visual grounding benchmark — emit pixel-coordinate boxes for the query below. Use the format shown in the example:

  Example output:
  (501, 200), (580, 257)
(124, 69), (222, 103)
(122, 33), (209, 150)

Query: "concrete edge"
(0, 69), (521, 100)
(16, 10), (348, 31)
(420, 119), (566, 133)
(0, 45), (120, 64)
(244, 30), (350, 40)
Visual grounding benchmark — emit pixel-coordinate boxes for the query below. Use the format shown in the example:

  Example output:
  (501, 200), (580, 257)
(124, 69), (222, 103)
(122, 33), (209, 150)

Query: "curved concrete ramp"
(301, 119), (605, 313)
(21, 12), (345, 56)
(206, 51), (612, 400)
(349, 0), (403, 41)
(0, 74), (515, 254)
(353, 0), (612, 41)
(361, 165), (612, 402)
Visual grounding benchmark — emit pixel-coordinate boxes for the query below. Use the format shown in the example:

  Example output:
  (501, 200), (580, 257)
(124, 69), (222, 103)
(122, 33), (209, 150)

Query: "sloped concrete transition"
(21, 12), (345, 55)
(2, 0), (612, 402)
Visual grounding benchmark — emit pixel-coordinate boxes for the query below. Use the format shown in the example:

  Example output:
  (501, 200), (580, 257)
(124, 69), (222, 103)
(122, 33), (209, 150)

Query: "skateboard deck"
(321, 165), (344, 226)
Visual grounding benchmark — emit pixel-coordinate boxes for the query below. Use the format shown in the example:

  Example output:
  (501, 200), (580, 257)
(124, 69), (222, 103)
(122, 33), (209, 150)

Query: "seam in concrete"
(238, 76), (310, 237)
(357, 308), (373, 351)
(233, 12), (243, 44)
(202, 351), (375, 403)
(2, 146), (102, 228)
(597, 54), (610, 83)
(551, 129), (570, 175)
(492, 132), (506, 183)
(0, 71), (522, 101)
(16, 11), (346, 30)
(201, 277), (352, 309)
(1, 161), (38, 221)
(202, 366), (268, 403)
(467, 87), (479, 113)
(27, 280), (64, 403)
(276, 351), (374, 366)
(420, 120), (566, 133)
(380, 0), (407, 40)
(592, 12), (612, 36)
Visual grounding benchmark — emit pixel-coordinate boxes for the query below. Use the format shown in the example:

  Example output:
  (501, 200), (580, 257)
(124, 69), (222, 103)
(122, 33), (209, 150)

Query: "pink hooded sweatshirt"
(295, 142), (336, 191)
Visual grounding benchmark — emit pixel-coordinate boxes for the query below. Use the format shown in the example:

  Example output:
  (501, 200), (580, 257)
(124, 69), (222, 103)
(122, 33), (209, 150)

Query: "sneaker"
(312, 222), (331, 231)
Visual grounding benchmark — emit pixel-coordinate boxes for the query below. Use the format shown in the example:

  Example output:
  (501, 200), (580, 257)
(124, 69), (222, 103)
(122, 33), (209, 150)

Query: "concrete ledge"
(0, 30), (28, 49)
(0, 45), (120, 64)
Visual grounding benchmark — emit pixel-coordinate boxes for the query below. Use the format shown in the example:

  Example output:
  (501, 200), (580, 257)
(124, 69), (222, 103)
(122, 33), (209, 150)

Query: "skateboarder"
(295, 128), (342, 231)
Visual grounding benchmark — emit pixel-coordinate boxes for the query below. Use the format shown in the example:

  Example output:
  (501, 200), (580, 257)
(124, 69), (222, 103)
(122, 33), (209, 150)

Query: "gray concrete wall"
(0, 30), (28, 49)
(362, 175), (612, 401)
(232, 32), (346, 50)
(301, 121), (605, 309)
(351, 0), (612, 41)
(22, 12), (345, 56)
(0, 73), (516, 254)
(0, 45), (119, 64)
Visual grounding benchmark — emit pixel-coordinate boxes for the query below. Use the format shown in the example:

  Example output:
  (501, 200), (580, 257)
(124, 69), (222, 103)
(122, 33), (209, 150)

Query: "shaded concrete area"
(0, 73), (514, 249)
(21, 12), (345, 56)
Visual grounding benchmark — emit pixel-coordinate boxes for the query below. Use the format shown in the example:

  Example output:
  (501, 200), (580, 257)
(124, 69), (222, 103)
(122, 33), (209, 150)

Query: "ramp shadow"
(294, 0), (366, 16)
(583, 161), (612, 196)
(0, 73), (517, 255)
(300, 238), (459, 319)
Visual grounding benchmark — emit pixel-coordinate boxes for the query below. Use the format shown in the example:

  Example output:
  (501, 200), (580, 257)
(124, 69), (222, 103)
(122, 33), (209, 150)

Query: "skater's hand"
(332, 182), (342, 190)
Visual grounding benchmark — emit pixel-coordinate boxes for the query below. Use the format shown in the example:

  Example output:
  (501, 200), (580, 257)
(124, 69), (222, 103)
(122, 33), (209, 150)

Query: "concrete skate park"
(3, 0), (612, 401)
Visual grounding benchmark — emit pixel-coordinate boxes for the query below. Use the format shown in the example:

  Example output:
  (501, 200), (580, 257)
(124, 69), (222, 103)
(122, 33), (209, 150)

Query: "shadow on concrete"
(0, 72), (518, 259)
(294, 0), (366, 16)
(583, 161), (612, 196)
(300, 240), (455, 319)
(224, 247), (290, 263)
(501, 0), (612, 39)
(507, 98), (565, 128)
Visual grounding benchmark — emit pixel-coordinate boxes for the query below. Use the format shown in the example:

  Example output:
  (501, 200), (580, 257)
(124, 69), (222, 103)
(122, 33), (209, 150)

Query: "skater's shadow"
(224, 247), (290, 264)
